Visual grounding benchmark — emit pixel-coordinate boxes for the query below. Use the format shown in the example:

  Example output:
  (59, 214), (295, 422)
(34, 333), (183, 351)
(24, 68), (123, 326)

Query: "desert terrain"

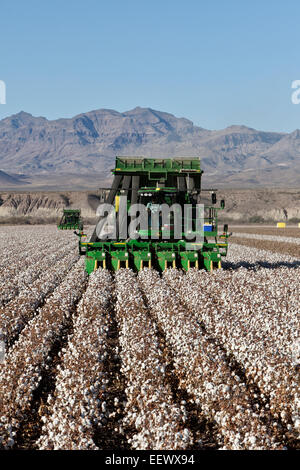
(0, 188), (299, 225)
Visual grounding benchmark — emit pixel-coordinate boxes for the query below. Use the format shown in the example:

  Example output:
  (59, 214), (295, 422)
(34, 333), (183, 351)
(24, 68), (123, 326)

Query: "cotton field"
(0, 225), (299, 450)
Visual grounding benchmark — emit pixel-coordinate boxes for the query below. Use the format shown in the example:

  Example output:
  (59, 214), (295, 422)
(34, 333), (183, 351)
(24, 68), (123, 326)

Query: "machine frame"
(76, 157), (230, 273)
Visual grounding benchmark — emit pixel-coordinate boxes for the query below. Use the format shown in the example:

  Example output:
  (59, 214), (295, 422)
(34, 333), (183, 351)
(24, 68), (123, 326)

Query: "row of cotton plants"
(0, 259), (86, 449)
(233, 231), (300, 245)
(0, 238), (76, 307)
(0, 225), (51, 266)
(0, 225), (75, 272)
(0, 252), (79, 348)
(224, 242), (299, 267)
(115, 269), (192, 450)
(165, 263), (299, 441)
(37, 269), (113, 450)
(138, 269), (283, 450)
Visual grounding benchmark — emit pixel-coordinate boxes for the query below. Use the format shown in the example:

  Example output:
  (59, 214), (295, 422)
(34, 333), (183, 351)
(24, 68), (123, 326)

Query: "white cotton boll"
(294, 419), (300, 430)
(248, 436), (256, 446)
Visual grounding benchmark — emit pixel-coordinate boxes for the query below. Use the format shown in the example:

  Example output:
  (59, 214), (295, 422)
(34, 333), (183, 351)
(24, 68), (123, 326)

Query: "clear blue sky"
(1, 0), (300, 132)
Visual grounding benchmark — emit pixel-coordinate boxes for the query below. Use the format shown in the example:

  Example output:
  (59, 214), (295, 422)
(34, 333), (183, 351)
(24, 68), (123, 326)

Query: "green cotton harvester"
(77, 156), (230, 274)
(58, 209), (83, 230)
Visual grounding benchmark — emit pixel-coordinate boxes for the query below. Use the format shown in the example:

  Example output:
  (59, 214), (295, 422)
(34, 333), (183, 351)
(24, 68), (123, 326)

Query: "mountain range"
(0, 107), (300, 188)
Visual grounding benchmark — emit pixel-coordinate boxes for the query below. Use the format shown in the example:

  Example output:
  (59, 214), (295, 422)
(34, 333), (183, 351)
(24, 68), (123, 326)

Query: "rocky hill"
(0, 107), (299, 188)
(1, 189), (299, 224)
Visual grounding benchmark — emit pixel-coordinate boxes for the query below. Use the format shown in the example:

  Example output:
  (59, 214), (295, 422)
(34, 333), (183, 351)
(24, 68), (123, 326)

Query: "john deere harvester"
(58, 209), (83, 230)
(77, 157), (230, 273)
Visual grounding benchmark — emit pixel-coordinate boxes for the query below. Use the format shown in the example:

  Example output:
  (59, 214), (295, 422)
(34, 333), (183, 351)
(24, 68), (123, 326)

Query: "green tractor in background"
(58, 209), (83, 231)
(77, 156), (230, 273)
